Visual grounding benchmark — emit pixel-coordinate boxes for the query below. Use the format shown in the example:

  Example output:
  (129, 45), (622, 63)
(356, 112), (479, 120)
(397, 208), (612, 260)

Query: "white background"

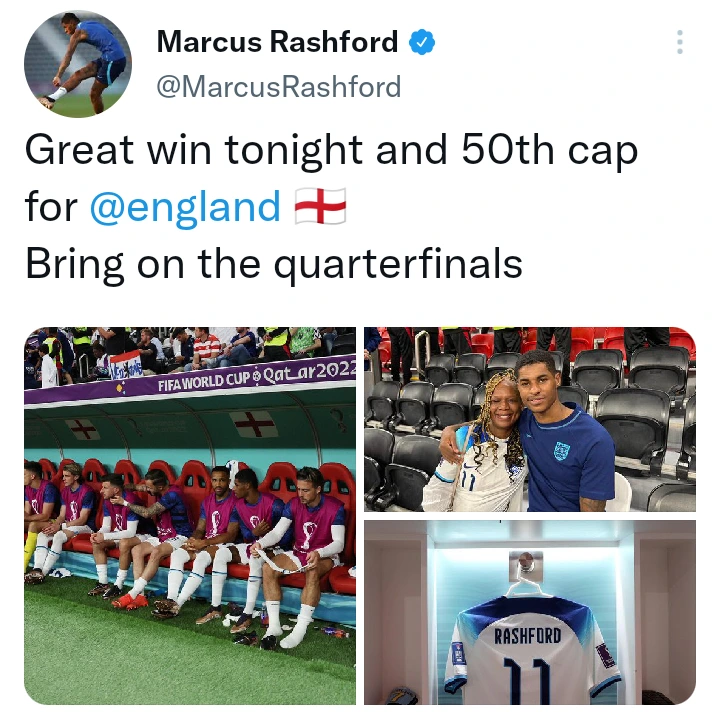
(8, 0), (718, 708)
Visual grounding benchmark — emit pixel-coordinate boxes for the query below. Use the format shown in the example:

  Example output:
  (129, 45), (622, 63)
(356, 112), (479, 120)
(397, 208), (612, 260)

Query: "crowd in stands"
(25, 327), (355, 389)
(365, 327), (682, 386)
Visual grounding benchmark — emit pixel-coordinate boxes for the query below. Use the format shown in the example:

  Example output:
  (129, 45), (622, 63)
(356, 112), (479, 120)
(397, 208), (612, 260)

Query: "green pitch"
(25, 577), (355, 704)
(35, 93), (122, 118)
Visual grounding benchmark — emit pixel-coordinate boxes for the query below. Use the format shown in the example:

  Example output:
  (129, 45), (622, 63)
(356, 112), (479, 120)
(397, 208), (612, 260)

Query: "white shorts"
(281, 550), (341, 570)
(142, 535), (188, 550)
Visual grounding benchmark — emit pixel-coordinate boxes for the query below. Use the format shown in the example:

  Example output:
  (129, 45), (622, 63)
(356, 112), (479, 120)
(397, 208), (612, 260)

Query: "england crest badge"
(554, 441), (570, 461)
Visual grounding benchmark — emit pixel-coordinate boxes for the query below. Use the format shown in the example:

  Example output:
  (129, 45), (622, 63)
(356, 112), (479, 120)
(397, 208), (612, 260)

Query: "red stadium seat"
(377, 342), (391, 372)
(329, 542), (356, 595)
(670, 327), (696, 363)
(471, 333), (493, 359)
(319, 462), (355, 563)
(82, 458), (108, 493)
(604, 327), (625, 341)
(570, 327), (595, 362)
(259, 462), (298, 502)
(177, 460), (212, 530)
(593, 327), (608, 345)
(38, 458), (57, 483)
(114, 459), (142, 485)
(148, 459), (177, 483)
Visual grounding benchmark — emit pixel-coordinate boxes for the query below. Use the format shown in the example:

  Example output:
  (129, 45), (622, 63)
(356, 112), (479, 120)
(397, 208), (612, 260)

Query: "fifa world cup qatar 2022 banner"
(25, 355), (356, 405)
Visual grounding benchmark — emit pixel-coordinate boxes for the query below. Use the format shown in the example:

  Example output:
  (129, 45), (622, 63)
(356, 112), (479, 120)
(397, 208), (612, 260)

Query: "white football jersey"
(444, 596), (621, 705)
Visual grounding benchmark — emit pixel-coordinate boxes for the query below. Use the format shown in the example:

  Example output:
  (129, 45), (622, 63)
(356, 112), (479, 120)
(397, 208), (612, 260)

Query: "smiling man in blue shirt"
(38, 12), (127, 114)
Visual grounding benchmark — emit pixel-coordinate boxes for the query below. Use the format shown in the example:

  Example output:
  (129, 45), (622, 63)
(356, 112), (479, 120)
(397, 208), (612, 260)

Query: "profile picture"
(25, 11), (131, 117)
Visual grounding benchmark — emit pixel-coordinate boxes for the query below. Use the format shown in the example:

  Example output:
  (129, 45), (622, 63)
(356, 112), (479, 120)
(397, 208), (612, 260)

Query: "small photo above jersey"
(363, 327), (696, 514)
(364, 519), (695, 705)
(25, 11), (132, 118)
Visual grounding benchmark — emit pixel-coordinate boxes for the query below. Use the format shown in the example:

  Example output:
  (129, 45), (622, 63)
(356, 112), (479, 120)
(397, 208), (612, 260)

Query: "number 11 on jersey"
(504, 657), (550, 705)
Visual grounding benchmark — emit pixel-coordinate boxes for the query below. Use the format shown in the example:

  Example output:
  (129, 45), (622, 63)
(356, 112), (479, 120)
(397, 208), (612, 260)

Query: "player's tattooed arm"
(55, 29), (87, 81)
(579, 497), (606, 512)
(112, 497), (166, 519)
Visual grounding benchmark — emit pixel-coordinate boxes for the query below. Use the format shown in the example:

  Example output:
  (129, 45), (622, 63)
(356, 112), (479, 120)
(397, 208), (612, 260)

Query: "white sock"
(115, 568), (129, 588)
(48, 87), (67, 101)
(177, 551), (210, 607)
(265, 600), (282, 636)
(211, 547), (231, 607)
(167, 548), (190, 600)
(129, 577), (148, 599)
(97, 564), (108, 585)
(33, 533), (50, 570)
(42, 531), (67, 575)
(280, 604), (315, 649)
(244, 557), (263, 614)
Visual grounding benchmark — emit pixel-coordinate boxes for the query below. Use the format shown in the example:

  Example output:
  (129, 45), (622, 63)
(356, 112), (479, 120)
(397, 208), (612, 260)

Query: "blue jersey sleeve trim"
(444, 675), (467, 694)
(434, 471), (454, 483)
(590, 674), (622, 698)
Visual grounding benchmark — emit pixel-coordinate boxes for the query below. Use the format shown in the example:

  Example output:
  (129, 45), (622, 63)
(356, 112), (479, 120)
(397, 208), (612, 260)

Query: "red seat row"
(29, 457), (356, 596)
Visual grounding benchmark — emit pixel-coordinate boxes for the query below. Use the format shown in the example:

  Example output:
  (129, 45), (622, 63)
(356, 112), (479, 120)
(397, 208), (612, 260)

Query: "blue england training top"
(78, 21), (125, 61)
(520, 404), (616, 512)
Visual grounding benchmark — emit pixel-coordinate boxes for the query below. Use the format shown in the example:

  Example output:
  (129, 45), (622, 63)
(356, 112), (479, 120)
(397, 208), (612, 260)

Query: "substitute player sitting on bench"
(250, 466), (345, 650)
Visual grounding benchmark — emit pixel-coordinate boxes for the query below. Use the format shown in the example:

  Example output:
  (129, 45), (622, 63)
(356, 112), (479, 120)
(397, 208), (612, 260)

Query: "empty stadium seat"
(486, 352), (520, 381)
(647, 483), (696, 512)
(428, 383), (474, 432)
(453, 353), (487, 387)
(471, 385), (487, 420)
(548, 351), (564, 377)
(373, 435), (440, 511)
(605, 473), (632, 512)
(569, 327), (595, 362)
(82, 458), (108, 493)
(471, 333), (494, 359)
(602, 333), (627, 365)
(259, 462), (298, 500)
(595, 388), (671, 475)
(176, 460), (212, 528)
(377, 342), (391, 372)
(365, 380), (401, 428)
(669, 327), (696, 364)
(38, 458), (56, 481)
(364, 428), (394, 493)
(571, 349), (624, 395)
(113, 459), (143, 485)
(676, 394), (696, 478)
(628, 346), (689, 398)
(425, 354), (456, 387)
(557, 384), (590, 412)
(394, 381), (434, 433)
(331, 332), (356, 356)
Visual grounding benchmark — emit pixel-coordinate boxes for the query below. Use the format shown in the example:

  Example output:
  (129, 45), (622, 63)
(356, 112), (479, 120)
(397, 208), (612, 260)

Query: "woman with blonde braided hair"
(422, 370), (528, 512)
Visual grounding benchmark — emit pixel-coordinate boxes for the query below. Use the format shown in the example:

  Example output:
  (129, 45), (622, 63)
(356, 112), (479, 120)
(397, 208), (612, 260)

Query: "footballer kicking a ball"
(38, 13), (127, 114)
(250, 467), (346, 650)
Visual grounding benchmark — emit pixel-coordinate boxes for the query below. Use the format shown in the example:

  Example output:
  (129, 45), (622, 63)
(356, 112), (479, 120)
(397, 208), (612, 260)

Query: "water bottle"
(321, 626), (350, 638)
(261, 603), (269, 627)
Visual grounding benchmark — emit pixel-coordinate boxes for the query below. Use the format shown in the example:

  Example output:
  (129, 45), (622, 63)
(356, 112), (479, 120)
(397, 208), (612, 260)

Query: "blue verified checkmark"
(409, 29), (435, 55)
